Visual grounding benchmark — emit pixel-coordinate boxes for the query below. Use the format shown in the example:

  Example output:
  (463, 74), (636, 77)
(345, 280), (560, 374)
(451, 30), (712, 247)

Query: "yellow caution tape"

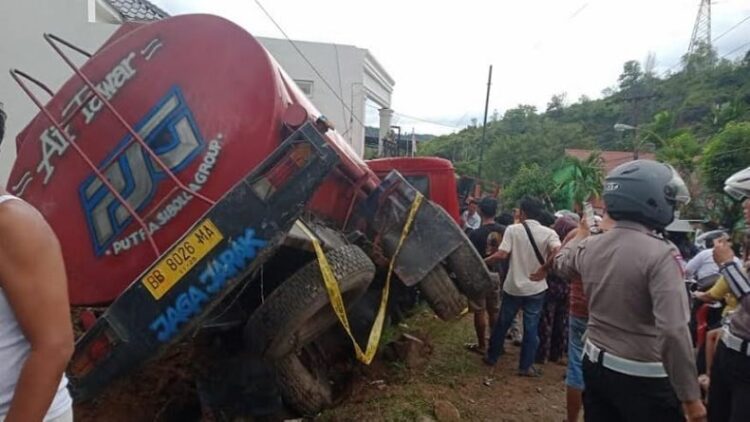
(299, 193), (424, 365)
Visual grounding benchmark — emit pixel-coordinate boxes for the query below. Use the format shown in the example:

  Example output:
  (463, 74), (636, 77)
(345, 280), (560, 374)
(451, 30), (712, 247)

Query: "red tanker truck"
(7, 14), (492, 418)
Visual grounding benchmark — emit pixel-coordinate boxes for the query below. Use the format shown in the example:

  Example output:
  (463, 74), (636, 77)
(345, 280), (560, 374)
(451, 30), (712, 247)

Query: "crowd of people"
(461, 160), (750, 422)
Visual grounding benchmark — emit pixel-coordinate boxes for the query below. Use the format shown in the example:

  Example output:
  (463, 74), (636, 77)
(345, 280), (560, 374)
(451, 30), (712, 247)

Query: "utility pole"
(477, 65), (492, 178)
(612, 91), (656, 160)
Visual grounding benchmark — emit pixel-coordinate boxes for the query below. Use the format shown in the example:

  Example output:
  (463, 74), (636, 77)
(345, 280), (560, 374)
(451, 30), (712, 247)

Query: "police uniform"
(556, 220), (700, 421)
(709, 261), (750, 422)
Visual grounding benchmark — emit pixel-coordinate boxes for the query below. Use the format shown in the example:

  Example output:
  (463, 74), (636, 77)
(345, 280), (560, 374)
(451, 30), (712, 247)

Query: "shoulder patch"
(671, 250), (687, 278)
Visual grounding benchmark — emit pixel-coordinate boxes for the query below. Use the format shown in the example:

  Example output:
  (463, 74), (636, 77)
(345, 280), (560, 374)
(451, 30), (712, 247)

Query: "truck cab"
(367, 157), (461, 224)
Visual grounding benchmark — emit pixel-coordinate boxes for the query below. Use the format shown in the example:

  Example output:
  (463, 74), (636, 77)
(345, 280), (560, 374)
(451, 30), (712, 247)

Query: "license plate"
(141, 219), (224, 299)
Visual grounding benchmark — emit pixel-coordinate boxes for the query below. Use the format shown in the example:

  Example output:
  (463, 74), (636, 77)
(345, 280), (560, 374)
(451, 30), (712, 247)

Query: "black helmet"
(603, 160), (690, 230)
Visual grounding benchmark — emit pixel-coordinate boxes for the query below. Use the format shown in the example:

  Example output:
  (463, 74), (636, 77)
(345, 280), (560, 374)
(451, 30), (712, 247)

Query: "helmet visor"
(666, 165), (690, 205)
(724, 185), (747, 201)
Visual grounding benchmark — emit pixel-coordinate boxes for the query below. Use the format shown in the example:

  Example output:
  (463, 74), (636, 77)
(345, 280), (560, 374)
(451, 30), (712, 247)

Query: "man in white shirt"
(461, 199), (481, 231)
(484, 196), (561, 376)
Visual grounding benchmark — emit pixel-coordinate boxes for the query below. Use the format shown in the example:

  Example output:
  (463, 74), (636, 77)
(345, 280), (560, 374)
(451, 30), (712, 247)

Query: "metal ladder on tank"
(10, 33), (216, 258)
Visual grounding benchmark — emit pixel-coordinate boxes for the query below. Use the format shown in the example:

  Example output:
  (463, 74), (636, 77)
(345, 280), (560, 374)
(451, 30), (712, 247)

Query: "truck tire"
(446, 243), (494, 298)
(274, 348), (332, 417)
(246, 245), (375, 359)
(419, 265), (465, 321)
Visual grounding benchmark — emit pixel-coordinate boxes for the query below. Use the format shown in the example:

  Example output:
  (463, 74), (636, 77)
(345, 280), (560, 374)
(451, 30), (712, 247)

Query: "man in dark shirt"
(465, 197), (505, 355)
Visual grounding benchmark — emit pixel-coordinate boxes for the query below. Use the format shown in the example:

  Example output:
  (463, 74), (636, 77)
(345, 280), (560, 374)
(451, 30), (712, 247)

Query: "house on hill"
(564, 149), (655, 174)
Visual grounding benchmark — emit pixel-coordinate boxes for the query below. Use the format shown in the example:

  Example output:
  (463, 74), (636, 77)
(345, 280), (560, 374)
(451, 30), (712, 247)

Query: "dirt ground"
(72, 307), (566, 421)
(318, 308), (567, 422)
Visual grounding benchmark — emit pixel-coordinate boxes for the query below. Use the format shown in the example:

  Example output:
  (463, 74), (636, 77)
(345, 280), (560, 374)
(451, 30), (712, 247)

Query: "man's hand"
(692, 291), (716, 303)
(577, 216), (591, 239)
(485, 250), (508, 265)
(713, 237), (736, 266)
(682, 400), (707, 422)
(529, 267), (547, 282)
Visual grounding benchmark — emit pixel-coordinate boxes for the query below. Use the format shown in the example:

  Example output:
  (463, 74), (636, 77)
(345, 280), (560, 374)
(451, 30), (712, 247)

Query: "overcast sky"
(151, 0), (750, 135)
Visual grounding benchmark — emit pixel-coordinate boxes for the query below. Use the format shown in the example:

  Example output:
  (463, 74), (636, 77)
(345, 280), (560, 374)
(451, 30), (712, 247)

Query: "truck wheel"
(446, 243), (494, 298)
(419, 265), (465, 321)
(246, 245), (375, 359)
(274, 347), (332, 417)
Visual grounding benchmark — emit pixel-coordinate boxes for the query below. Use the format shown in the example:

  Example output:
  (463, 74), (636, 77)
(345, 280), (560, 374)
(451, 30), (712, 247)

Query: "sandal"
(464, 343), (486, 355)
(518, 366), (543, 377)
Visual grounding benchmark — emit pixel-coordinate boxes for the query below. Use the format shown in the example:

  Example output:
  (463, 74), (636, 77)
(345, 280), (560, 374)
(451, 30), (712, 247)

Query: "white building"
(0, 0), (167, 184)
(0, 0), (394, 185)
(257, 37), (395, 156)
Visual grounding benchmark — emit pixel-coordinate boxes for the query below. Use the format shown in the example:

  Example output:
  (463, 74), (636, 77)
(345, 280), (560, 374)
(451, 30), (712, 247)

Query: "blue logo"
(79, 87), (204, 255)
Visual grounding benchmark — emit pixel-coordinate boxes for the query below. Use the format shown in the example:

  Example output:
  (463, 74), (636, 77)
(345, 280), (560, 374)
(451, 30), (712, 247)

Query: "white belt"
(721, 326), (750, 357)
(583, 339), (668, 378)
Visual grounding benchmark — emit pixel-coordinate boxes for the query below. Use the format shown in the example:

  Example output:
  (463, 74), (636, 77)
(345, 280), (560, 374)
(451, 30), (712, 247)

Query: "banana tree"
(553, 152), (605, 212)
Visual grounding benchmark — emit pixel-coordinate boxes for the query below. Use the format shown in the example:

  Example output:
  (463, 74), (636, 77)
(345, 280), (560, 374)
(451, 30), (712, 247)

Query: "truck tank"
(8, 14), (374, 305)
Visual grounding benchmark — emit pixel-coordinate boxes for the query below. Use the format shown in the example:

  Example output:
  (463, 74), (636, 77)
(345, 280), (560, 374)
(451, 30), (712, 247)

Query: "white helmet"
(724, 167), (750, 201)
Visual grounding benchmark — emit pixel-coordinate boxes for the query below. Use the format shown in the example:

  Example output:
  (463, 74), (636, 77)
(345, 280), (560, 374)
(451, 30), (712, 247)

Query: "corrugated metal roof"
(105, 0), (169, 22)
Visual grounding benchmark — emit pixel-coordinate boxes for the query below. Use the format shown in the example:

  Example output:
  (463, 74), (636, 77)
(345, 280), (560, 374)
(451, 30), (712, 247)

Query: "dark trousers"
(536, 290), (568, 363)
(486, 291), (546, 371)
(708, 341), (750, 422)
(582, 356), (683, 422)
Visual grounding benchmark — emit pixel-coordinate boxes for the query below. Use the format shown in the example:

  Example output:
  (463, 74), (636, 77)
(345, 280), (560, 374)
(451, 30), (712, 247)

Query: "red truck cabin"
(366, 157), (460, 224)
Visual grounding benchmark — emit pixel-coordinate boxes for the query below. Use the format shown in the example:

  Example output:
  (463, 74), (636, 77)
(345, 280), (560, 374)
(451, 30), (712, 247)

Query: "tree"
(502, 163), (563, 210)
(546, 93), (568, 116)
(644, 52), (657, 77)
(682, 41), (718, 74)
(657, 133), (701, 175)
(415, 54), (750, 225)
(701, 122), (750, 193)
(618, 60), (643, 91)
(553, 152), (604, 211)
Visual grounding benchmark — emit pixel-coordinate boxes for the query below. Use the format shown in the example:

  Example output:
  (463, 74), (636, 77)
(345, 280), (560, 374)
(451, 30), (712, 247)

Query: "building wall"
(257, 37), (392, 156)
(0, 0), (119, 185)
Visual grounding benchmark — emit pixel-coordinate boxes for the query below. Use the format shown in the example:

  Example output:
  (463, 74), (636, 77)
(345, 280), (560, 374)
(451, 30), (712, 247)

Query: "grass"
(317, 306), (480, 421)
(317, 305), (568, 422)
(319, 385), (432, 422)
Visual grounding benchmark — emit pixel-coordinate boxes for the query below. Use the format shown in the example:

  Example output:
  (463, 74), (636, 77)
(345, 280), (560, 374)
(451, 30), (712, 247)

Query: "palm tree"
(553, 152), (605, 212)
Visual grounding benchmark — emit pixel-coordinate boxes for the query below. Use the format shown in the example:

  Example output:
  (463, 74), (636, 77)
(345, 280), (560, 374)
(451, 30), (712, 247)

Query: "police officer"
(555, 160), (706, 422)
(707, 166), (750, 422)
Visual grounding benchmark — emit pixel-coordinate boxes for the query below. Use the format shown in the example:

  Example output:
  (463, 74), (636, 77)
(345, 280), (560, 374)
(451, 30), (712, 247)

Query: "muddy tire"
(274, 349), (332, 417)
(446, 243), (494, 298)
(419, 265), (465, 321)
(246, 245), (375, 359)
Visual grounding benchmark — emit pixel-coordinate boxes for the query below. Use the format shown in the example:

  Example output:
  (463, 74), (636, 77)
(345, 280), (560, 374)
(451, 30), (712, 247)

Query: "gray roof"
(105, 0), (170, 22)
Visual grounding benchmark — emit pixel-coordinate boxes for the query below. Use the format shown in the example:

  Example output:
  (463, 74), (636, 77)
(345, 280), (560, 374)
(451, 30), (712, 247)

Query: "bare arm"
(550, 228), (587, 280)
(0, 201), (73, 422)
(486, 224), (513, 264)
(484, 249), (509, 264)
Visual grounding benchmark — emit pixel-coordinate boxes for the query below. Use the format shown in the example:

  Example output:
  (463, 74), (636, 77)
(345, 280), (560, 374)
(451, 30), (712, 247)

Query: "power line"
(714, 14), (750, 42)
(721, 40), (750, 59)
(333, 43), (350, 136)
(365, 102), (460, 129)
(252, 0), (365, 130)
(663, 12), (750, 75)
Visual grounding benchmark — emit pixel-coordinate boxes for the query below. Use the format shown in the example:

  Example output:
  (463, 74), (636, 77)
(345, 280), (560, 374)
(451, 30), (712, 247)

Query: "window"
(404, 175), (430, 198)
(295, 80), (314, 98)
